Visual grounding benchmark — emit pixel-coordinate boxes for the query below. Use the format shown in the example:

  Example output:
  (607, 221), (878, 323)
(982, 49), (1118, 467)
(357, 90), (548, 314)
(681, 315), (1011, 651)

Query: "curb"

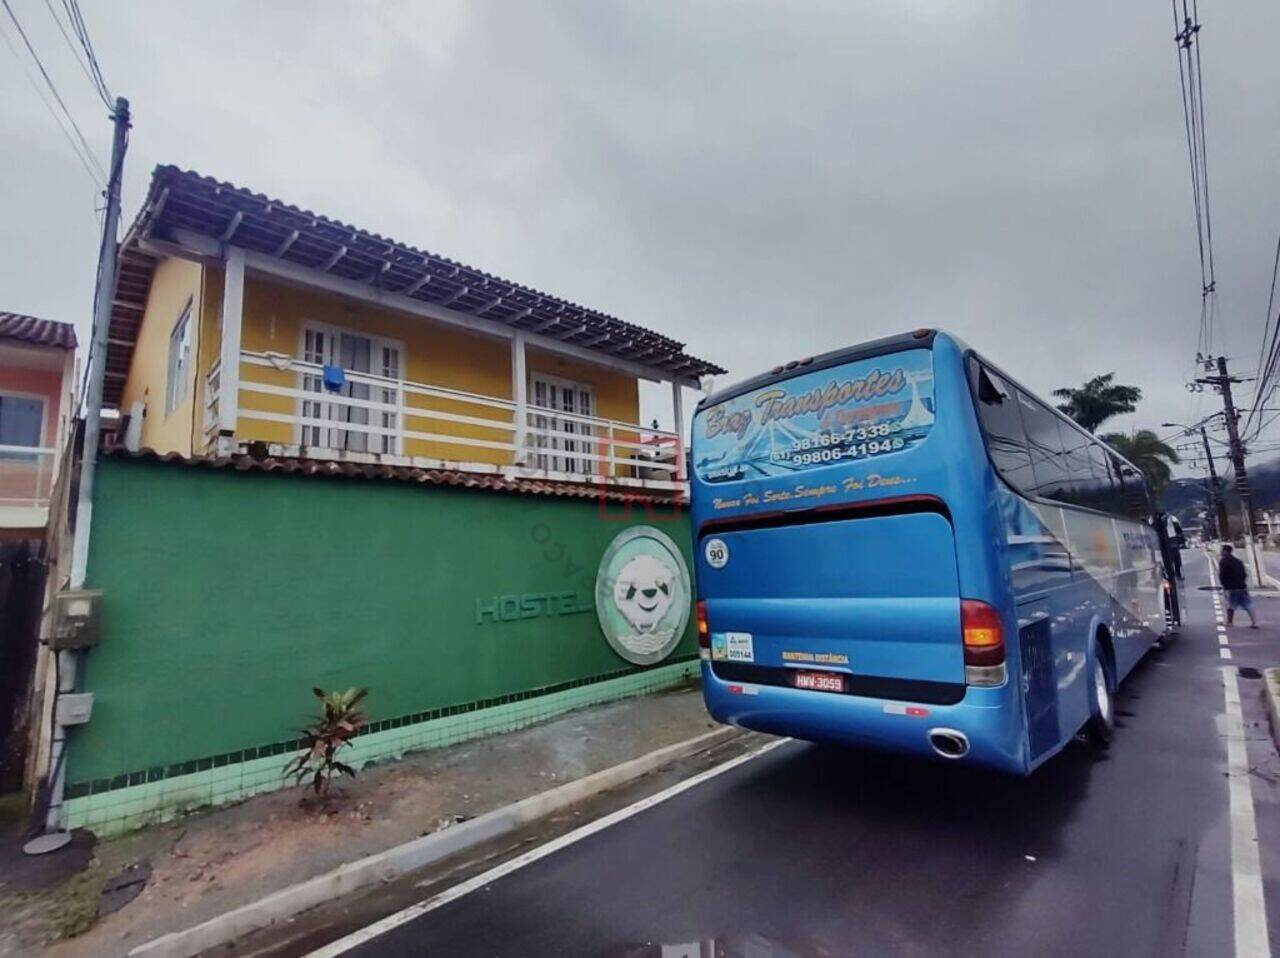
(126, 725), (739, 958)
(1265, 668), (1280, 755)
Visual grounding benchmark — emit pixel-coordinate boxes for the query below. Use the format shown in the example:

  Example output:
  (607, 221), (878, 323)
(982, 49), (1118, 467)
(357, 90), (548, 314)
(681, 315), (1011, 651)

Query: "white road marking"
(1219, 635), (1229, 647)
(1220, 667), (1272, 958)
(306, 737), (790, 957)
(1220, 647), (1233, 660)
(1204, 552), (1271, 955)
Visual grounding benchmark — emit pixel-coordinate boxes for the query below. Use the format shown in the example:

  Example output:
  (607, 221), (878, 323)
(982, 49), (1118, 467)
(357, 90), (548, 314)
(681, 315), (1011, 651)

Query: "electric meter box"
(49, 589), (103, 651)
(56, 692), (94, 726)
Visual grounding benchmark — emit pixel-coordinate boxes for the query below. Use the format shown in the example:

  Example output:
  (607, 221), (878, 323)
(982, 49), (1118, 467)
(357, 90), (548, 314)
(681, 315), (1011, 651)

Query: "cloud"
(2, 1), (1278, 464)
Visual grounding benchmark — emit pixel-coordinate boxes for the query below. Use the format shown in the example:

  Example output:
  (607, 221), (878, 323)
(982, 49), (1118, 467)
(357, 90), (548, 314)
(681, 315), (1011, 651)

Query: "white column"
(672, 380), (686, 480)
(216, 247), (245, 453)
(511, 331), (527, 466)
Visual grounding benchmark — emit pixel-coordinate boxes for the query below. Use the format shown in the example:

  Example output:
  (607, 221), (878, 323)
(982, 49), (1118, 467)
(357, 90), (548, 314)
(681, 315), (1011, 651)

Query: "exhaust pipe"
(928, 728), (969, 760)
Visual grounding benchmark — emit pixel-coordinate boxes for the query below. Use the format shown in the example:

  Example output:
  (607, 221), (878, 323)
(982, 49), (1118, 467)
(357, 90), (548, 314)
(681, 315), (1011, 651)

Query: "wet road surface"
(305, 551), (1277, 958)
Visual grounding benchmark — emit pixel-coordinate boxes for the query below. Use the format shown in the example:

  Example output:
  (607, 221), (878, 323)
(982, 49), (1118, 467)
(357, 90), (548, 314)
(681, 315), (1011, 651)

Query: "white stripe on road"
(1220, 667), (1271, 958)
(1220, 647), (1233, 660)
(1205, 551), (1270, 956)
(306, 737), (790, 957)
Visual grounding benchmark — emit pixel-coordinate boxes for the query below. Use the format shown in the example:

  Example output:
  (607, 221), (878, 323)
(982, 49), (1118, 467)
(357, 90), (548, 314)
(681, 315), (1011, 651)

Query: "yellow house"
(105, 166), (721, 492)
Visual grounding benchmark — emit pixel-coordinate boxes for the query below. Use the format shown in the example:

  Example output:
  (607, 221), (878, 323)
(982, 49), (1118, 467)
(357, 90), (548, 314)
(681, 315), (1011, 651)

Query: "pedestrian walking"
(1218, 545), (1258, 628)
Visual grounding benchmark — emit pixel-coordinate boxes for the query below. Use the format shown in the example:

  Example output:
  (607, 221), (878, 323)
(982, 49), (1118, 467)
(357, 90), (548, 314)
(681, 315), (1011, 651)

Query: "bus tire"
(1085, 641), (1115, 745)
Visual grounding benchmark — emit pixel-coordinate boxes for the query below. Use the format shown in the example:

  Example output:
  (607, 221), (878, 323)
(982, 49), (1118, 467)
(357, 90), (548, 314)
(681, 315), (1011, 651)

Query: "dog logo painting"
(595, 526), (692, 665)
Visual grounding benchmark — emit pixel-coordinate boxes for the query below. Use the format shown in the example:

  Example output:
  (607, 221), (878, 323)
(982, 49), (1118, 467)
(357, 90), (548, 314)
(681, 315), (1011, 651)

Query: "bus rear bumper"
(701, 662), (1028, 774)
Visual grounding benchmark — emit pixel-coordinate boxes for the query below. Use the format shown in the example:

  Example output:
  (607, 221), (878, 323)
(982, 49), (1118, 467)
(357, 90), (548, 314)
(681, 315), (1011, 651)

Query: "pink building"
(0, 312), (77, 532)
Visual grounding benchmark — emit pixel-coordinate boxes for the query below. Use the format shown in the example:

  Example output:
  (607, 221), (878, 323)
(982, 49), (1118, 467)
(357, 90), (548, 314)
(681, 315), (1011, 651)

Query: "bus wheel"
(1085, 643), (1115, 745)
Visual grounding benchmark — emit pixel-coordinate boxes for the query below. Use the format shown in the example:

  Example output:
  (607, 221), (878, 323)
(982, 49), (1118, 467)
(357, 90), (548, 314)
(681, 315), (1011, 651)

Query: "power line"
(40, 0), (95, 92)
(0, 13), (100, 187)
(0, 0), (104, 181)
(1171, 0), (1219, 357)
(1189, 0), (1215, 290)
(1245, 230), (1280, 441)
(60, 0), (111, 108)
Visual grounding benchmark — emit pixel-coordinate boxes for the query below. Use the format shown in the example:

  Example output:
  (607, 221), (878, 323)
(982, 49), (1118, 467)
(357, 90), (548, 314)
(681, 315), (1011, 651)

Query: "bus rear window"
(692, 348), (935, 484)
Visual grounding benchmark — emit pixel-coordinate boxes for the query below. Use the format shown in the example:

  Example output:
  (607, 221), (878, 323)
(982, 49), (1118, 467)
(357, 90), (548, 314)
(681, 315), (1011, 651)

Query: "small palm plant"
(286, 687), (369, 799)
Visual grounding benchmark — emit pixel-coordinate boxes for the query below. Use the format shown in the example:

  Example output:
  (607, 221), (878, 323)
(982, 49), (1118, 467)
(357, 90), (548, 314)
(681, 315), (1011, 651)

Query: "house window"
(0, 393), (45, 458)
(165, 300), (193, 417)
(299, 323), (403, 454)
(530, 373), (595, 474)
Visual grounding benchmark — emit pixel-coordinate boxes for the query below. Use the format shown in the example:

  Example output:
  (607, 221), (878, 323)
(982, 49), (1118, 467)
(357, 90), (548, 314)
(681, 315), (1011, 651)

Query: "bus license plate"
(794, 671), (846, 693)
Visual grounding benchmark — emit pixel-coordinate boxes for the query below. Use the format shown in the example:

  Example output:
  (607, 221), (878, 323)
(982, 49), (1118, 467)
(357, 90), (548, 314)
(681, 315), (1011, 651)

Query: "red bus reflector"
(906, 706), (929, 717)
(696, 600), (709, 649)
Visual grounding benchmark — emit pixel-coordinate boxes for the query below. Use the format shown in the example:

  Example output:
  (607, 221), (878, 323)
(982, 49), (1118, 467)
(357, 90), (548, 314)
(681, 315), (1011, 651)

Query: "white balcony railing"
(0, 444), (57, 524)
(203, 351), (684, 489)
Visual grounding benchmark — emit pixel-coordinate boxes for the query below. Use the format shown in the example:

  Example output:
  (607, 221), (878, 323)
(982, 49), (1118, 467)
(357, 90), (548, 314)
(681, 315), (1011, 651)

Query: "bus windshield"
(693, 347), (936, 485)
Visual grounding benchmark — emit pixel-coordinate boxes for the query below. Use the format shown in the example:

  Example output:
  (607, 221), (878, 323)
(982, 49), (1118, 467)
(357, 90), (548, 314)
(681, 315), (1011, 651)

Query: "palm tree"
(1100, 430), (1180, 497)
(1053, 374), (1142, 433)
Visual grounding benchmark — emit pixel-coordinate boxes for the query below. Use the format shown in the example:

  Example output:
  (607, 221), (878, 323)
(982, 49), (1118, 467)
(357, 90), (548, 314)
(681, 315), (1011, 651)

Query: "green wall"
(68, 458), (695, 787)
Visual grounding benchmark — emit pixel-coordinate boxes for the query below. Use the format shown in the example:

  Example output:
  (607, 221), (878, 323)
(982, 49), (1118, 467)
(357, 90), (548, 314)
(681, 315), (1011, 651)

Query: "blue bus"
(690, 329), (1177, 773)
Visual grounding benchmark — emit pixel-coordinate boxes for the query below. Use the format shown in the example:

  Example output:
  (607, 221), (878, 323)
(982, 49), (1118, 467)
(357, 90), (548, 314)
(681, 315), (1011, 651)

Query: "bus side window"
(1018, 391), (1071, 503)
(970, 363), (1035, 493)
(1114, 458), (1151, 519)
(1085, 440), (1120, 514)
(1057, 420), (1096, 509)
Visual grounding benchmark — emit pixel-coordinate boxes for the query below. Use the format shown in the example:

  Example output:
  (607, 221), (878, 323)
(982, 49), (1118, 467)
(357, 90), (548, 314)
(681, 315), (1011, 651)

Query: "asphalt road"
(312, 550), (1279, 958)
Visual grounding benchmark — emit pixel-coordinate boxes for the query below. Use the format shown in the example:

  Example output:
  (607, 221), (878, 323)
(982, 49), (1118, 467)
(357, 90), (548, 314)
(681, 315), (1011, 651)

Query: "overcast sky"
(3, 1), (1279, 472)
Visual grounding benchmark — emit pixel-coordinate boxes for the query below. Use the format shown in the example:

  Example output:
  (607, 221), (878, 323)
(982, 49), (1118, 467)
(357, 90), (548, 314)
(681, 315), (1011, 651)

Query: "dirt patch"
(0, 860), (107, 955)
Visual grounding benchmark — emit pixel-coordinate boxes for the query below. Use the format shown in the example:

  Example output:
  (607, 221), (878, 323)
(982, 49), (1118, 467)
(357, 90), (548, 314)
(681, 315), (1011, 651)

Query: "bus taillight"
(961, 599), (1006, 686)
(696, 600), (710, 651)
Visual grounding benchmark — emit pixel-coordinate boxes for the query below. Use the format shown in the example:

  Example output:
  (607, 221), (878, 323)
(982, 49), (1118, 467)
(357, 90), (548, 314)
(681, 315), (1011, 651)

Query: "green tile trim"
(63, 658), (699, 837)
(65, 654), (696, 801)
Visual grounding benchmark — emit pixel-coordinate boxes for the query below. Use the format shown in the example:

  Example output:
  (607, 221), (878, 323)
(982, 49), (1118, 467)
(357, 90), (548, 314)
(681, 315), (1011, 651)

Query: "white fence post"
(216, 247), (245, 455)
(671, 380), (686, 480)
(511, 331), (527, 466)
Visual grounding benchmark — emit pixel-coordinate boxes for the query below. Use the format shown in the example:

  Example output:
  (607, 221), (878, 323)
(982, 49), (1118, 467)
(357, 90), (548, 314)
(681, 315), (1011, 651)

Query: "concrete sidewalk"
(0, 685), (721, 957)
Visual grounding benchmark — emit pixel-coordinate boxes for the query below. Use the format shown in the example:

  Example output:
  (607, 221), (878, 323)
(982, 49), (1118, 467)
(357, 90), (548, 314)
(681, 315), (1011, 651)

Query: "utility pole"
(1196, 355), (1266, 583)
(38, 97), (130, 844)
(70, 96), (129, 587)
(1163, 416), (1231, 542)
(1196, 424), (1231, 543)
